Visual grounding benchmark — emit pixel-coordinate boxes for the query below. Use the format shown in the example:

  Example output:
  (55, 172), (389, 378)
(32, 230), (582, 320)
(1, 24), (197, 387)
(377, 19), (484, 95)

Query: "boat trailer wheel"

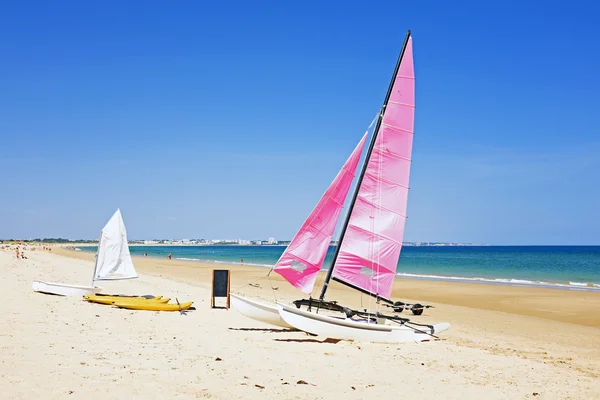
(411, 304), (424, 316)
(393, 301), (405, 313)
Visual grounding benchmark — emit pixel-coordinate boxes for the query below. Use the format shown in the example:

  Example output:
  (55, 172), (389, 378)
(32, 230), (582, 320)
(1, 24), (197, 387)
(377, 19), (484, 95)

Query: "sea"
(77, 245), (600, 292)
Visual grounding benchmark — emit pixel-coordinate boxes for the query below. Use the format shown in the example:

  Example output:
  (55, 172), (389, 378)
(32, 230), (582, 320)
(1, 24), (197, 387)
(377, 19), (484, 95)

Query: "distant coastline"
(1, 238), (488, 247)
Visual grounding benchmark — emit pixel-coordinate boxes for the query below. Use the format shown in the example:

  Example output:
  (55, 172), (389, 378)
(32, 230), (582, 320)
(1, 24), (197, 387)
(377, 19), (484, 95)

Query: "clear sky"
(1, 1), (599, 244)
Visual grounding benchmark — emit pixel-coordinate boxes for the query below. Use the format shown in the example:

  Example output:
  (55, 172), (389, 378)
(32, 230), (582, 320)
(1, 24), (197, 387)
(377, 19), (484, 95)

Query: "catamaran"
(232, 31), (450, 342)
(32, 208), (138, 296)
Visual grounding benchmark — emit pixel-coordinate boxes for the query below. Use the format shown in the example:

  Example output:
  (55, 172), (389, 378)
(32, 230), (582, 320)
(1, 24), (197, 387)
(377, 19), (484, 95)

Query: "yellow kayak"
(84, 295), (170, 305)
(93, 293), (161, 299)
(84, 294), (162, 302)
(114, 301), (193, 311)
(90, 298), (171, 305)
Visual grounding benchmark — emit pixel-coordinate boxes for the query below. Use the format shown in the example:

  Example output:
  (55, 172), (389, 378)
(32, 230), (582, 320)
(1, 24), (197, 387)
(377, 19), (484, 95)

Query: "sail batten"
(372, 148), (412, 163)
(331, 35), (415, 300)
(273, 133), (368, 294)
(364, 172), (410, 190)
(342, 223), (404, 245)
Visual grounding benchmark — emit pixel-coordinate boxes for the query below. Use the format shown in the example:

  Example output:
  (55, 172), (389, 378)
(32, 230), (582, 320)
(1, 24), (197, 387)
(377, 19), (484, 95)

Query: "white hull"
(230, 293), (293, 329)
(32, 281), (103, 297)
(278, 303), (450, 343)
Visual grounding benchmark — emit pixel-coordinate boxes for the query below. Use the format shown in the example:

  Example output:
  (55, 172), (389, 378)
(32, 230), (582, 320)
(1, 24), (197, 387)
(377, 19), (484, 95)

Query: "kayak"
(84, 294), (162, 302)
(89, 298), (171, 305)
(93, 293), (159, 299)
(84, 295), (170, 305)
(114, 301), (193, 311)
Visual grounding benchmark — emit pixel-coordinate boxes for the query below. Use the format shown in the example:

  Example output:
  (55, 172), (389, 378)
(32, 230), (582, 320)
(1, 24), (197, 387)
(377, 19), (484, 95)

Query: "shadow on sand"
(273, 337), (341, 344)
(228, 327), (300, 333)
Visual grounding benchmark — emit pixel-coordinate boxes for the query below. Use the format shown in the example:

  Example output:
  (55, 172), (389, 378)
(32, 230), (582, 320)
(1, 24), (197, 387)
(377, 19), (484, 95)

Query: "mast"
(90, 233), (102, 287)
(319, 30), (412, 300)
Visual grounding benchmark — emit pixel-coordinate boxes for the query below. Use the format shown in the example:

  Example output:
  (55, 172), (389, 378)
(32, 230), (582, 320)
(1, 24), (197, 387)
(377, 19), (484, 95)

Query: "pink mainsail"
(273, 133), (368, 294)
(331, 37), (415, 300)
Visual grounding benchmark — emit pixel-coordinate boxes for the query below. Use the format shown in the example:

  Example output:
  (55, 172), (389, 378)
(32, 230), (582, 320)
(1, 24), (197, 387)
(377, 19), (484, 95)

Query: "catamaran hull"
(231, 293), (293, 329)
(32, 281), (103, 297)
(277, 303), (450, 343)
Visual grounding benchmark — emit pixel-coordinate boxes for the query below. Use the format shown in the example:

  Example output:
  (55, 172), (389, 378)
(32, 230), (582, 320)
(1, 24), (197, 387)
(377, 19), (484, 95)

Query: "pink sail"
(331, 37), (415, 300)
(273, 133), (368, 294)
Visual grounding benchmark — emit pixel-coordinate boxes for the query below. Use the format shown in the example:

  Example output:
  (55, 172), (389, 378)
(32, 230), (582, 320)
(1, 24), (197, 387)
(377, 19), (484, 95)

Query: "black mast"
(319, 30), (412, 301)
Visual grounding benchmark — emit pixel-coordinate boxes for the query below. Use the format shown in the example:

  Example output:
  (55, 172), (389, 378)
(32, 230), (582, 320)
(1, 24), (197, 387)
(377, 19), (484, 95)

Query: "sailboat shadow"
(273, 337), (342, 344)
(228, 327), (300, 333)
(34, 291), (64, 297)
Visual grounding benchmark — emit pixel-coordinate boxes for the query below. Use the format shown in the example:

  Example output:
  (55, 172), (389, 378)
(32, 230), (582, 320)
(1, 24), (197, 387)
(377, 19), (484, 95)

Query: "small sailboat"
(32, 209), (139, 296)
(232, 31), (450, 342)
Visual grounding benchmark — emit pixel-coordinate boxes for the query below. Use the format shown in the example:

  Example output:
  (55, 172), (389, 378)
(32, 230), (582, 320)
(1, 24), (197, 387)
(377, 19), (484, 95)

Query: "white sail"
(93, 209), (138, 281)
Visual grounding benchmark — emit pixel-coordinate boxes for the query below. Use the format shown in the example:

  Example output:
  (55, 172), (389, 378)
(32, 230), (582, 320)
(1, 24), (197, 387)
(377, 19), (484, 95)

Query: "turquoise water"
(77, 245), (600, 291)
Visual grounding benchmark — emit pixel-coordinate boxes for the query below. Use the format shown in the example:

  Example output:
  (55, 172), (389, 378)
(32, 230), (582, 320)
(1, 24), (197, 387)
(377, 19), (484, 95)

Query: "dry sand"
(1, 246), (599, 399)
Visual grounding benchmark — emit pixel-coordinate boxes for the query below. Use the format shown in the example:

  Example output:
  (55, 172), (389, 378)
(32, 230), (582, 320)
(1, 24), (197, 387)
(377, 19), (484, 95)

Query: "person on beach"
(168, 253), (172, 260)
(240, 257), (244, 264)
(16, 247), (20, 259)
(144, 252), (148, 257)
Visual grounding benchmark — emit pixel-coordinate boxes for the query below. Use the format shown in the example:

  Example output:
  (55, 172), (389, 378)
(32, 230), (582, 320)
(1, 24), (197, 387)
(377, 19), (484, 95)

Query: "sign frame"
(211, 269), (230, 309)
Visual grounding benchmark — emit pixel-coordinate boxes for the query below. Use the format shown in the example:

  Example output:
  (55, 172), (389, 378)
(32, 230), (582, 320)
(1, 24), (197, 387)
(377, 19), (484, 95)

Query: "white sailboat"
(32, 209), (138, 296)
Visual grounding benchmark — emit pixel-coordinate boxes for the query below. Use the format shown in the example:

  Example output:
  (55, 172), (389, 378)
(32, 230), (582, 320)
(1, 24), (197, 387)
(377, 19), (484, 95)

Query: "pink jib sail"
(332, 37), (415, 300)
(273, 133), (368, 294)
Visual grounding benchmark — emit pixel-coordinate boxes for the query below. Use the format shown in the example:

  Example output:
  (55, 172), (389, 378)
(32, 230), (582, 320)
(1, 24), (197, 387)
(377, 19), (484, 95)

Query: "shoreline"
(72, 245), (600, 293)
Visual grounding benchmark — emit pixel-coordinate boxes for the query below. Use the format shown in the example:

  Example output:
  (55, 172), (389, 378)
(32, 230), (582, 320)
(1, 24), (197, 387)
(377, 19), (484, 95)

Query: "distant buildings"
(0, 236), (485, 247)
(130, 239), (483, 247)
(402, 242), (484, 246)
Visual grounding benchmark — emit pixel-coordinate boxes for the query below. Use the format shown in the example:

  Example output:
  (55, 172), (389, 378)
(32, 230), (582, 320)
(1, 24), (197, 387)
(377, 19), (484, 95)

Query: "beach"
(1, 246), (599, 399)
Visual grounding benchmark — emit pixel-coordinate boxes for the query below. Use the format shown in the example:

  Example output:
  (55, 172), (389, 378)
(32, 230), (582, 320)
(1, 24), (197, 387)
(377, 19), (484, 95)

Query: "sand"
(1, 246), (599, 399)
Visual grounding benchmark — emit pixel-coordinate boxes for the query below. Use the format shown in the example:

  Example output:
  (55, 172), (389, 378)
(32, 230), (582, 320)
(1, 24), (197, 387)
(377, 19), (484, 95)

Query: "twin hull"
(230, 293), (293, 329)
(231, 294), (450, 343)
(277, 303), (450, 343)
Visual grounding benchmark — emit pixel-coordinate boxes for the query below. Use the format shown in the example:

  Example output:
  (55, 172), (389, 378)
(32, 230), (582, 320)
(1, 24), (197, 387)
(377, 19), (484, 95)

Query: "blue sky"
(0, 1), (598, 244)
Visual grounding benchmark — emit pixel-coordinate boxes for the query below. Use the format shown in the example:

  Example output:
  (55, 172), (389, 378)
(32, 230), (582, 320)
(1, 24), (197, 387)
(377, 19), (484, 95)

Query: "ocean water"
(77, 245), (600, 291)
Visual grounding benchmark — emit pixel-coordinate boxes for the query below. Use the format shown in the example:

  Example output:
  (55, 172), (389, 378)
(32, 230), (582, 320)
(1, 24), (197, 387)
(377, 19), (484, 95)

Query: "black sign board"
(211, 269), (230, 309)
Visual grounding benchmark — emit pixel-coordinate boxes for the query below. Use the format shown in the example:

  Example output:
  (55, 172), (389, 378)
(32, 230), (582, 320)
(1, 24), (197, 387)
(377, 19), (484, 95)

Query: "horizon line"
(3, 238), (600, 246)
